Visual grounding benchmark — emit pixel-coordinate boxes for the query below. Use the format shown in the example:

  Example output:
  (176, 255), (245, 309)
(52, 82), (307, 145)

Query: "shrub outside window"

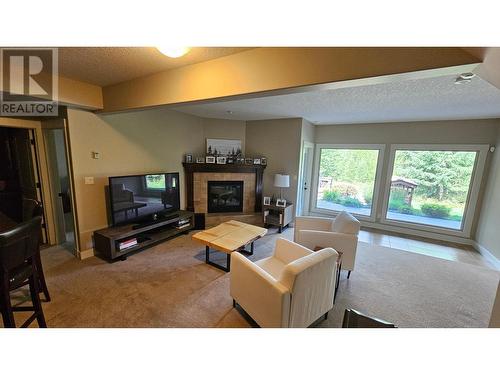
(314, 147), (382, 218)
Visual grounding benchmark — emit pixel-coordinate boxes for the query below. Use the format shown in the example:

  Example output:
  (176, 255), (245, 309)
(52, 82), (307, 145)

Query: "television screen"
(109, 172), (180, 225)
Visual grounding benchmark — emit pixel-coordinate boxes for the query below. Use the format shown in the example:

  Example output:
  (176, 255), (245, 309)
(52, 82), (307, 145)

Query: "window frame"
(380, 144), (489, 238)
(310, 143), (386, 222)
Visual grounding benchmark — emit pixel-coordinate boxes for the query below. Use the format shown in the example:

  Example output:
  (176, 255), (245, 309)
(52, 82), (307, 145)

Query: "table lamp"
(274, 174), (290, 200)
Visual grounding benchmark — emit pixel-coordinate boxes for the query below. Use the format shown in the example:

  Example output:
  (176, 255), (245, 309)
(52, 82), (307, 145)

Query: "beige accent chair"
(294, 211), (360, 278)
(230, 238), (338, 328)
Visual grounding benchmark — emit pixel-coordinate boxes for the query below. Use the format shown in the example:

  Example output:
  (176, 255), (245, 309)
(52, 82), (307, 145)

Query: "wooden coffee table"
(192, 220), (267, 272)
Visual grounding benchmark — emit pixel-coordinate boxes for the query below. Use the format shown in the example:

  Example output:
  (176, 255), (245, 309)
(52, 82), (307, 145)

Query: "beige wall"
(102, 48), (480, 113)
(245, 118), (303, 208)
(65, 108), (246, 251)
(201, 117), (246, 154)
(301, 119), (315, 143)
(476, 128), (500, 260)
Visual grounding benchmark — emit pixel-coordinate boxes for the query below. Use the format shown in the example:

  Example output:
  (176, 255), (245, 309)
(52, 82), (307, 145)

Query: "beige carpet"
(4, 229), (499, 328)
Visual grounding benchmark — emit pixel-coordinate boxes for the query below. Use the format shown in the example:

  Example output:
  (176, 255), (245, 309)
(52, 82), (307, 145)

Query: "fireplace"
(207, 181), (243, 213)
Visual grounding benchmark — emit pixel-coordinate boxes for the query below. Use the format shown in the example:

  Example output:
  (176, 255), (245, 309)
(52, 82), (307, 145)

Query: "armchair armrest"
(296, 230), (358, 270)
(274, 238), (313, 265)
(230, 252), (291, 327)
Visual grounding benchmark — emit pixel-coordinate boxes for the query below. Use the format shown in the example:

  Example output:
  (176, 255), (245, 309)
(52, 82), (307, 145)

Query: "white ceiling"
(172, 74), (500, 124)
(58, 47), (253, 86)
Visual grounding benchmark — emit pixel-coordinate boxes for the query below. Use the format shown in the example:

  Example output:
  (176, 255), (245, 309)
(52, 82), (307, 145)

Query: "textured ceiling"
(58, 47), (253, 86)
(173, 74), (500, 124)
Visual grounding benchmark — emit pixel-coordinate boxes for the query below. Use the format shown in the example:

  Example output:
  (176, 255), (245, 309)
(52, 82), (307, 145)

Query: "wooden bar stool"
(0, 217), (47, 328)
(23, 199), (51, 302)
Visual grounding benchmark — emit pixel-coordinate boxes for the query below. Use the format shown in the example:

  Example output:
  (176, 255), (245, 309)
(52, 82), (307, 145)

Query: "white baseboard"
(78, 248), (94, 260)
(472, 242), (500, 271)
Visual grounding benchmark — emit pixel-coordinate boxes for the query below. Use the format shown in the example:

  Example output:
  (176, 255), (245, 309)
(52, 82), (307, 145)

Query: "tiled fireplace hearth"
(183, 163), (266, 214)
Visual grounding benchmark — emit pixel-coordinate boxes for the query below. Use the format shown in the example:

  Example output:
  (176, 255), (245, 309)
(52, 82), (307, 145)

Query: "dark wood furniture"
(342, 308), (397, 328)
(263, 202), (294, 233)
(0, 217), (47, 328)
(182, 163), (266, 213)
(112, 201), (147, 220)
(93, 210), (194, 261)
(1, 201), (50, 302)
(25, 200), (51, 302)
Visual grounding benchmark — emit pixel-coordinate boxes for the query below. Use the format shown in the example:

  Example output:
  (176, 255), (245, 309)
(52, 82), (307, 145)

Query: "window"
(144, 174), (165, 190)
(382, 144), (488, 236)
(313, 146), (383, 218)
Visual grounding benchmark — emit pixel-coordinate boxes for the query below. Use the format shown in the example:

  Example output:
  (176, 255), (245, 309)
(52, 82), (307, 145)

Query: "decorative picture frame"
(260, 157), (267, 166)
(245, 158), (253, 165)
(206, 156), (216, 164)
(253, 158), (261, 165)
(263, 196), (271, 205)
(227, 158), (234, 164)
(206, 138), (242, 156)
(216, 156), (227, 164)
(196, 157), (205, 163)
(276, 199), (286, 207)
(185, 154), (193, 163)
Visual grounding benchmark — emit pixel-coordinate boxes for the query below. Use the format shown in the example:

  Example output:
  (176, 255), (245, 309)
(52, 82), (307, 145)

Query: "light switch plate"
(84, 176), (94, 185)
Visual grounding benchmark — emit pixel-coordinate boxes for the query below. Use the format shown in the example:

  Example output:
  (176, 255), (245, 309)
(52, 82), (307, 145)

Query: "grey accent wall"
(245, 118), (303, 207)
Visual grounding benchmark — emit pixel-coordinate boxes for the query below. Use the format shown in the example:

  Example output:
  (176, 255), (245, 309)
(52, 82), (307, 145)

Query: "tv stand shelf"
(93, 210), (194, 261)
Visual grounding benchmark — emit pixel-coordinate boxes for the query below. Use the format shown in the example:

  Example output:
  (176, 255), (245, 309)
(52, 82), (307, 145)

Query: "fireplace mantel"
(182, 163), (266, 213)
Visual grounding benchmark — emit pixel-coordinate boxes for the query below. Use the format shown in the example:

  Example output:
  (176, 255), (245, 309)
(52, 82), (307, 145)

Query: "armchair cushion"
(331, 211), (360, 235)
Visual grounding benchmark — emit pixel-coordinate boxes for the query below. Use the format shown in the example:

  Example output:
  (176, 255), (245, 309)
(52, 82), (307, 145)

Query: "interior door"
(43, 127), (76, 253)
(297, 141), (314, 216)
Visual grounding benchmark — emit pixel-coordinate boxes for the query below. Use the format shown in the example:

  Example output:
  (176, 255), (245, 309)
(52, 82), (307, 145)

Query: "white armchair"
(230, 238), (338, 328)
(294, 211), (360, 278)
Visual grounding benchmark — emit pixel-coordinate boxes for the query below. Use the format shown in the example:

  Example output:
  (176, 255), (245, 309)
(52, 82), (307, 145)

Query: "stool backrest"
(23, 198), (43, 221)
(0, 217), (42, 274)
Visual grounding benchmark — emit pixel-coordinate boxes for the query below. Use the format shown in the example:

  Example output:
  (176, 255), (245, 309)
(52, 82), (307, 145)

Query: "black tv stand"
(93, 210), (194, 261)
(132, 213), (179, 230)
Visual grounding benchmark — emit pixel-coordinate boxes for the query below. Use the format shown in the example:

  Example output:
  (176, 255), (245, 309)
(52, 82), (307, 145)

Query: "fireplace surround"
(183, 163), (266, 213)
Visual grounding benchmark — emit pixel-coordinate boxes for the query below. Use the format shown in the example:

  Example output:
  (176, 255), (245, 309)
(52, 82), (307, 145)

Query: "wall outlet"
(91, 151), (100, 159)
(84, 176), (94, 185)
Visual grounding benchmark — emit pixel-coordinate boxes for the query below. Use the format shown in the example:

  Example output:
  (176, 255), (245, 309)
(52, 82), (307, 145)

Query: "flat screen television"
(108, 172), (180, 226)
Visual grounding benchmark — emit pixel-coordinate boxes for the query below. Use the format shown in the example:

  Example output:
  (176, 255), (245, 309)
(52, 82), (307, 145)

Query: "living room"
(1, 2), (499, 374)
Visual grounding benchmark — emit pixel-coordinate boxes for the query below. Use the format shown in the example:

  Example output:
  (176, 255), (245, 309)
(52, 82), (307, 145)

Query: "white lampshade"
(274, 174), (290, 188)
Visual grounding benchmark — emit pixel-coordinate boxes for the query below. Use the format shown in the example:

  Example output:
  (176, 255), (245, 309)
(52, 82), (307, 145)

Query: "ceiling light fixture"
(157, 47), (190, 58)
(455, 72), (475, 85)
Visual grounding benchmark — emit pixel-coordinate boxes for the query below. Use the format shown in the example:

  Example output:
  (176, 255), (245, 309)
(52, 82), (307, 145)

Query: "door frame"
(41, 118), (80, 255)
(297, 141), (315, 216)
(0, 117), (56, 244)
(0, 116), (80, 255)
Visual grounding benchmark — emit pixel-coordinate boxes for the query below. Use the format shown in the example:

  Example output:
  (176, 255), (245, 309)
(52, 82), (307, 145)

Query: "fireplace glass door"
(207, 181), (243, 213)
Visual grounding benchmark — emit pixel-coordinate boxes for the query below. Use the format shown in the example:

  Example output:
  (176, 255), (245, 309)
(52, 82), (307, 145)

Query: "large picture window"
(381, 144), (488, 236)
(313, 146), (383, 218)
(385, 150), (476, 230)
